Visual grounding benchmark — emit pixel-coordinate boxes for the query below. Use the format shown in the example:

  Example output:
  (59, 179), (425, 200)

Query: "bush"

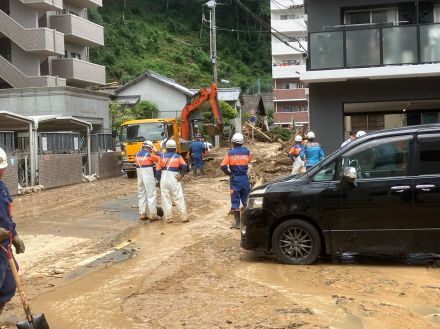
(270, 127), (292, 142)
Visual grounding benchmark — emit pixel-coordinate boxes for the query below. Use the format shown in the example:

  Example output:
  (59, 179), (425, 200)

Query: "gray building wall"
(116, 78), (189, 119)
(10, 43), (40, 76)
(307, 0), (412, 32)
(2, 158), (18, 195)
(309, 76), (440, 153)
(0, 86), (110, 132)
(90, 152), (120, 179)
(38, 153), (83, 189)
(9, 0), (38, 28)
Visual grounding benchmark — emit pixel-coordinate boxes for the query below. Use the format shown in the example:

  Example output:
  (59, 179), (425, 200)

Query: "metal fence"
(39, 132), (83, 154)
(91, 133), (115, 152)
(0, 131), (14, 154)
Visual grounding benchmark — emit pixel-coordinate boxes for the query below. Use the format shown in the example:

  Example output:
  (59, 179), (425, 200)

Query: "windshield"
(121, 123), (165, 142)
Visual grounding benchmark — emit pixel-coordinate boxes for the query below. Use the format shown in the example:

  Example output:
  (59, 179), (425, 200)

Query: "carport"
(31, 116), (93, 189)
(0, 111), (36, 189)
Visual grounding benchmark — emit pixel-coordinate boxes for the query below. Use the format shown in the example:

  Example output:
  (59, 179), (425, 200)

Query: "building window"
(344, 8), (398, 25)
(281, 106), (306, 112)
(281, 83), (299, 89)
(280, 13), (304, 20)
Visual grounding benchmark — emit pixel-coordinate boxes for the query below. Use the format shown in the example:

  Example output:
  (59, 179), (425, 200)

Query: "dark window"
(313, 160), (337, 182)
(341, 135), (412, 178)
(417, 135), (440, 175)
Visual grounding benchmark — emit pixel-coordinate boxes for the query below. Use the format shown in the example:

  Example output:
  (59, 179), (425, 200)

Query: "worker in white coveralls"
(156, 139), (189, 224)
(135, 140), (161, 221)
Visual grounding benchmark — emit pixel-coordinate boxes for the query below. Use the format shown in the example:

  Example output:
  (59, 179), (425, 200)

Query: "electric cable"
(232, 0), (308, 55)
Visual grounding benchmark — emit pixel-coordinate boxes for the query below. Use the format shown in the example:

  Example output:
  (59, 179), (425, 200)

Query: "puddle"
(29, 222), (195, 329)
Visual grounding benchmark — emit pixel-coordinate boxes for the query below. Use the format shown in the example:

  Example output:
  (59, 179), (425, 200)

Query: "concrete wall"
(0, 86), (110, 132)
(38, 153), (83, 189)
(309, 76), (440, 153)
(9, 0), (38, 28)
(307, 0), (412, 32)
(90, 151), (120, 179)
(2, 157), (18, 195)
(117, 78), (188, 119)
(10, 43), (40, 76)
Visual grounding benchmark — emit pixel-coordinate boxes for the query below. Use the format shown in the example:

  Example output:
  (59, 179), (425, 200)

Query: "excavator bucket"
(203, 123), (223, 136)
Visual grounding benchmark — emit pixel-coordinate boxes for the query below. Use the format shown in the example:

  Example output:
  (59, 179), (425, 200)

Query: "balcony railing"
(50, 14), (104, 47)
(51, 58), (105, 86)
(308, 23), (440, 70)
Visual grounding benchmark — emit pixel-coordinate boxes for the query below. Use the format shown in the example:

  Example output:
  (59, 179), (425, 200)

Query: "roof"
(242, 93), (274, 116)
(0, 111), (34, 131)
(189, 87), (242, 103)
(29, 115), (92, 131)
(115, 70), (194, 97)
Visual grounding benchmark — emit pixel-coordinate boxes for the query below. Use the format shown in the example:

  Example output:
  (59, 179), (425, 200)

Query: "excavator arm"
(180, 83), (223, 140)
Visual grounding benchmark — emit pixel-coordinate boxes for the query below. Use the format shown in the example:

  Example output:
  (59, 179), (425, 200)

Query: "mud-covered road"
(1, 144), (440, 329)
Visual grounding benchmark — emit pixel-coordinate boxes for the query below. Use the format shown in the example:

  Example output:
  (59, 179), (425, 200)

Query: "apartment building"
(271, 0), (308, 128)
(302, 0), (440, 152)
(0, 0), (108, 130)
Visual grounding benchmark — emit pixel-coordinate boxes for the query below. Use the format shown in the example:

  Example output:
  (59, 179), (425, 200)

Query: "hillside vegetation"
(89, 0), (272, 91)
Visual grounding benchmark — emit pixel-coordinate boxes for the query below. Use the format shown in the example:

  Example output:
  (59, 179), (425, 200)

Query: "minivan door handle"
(416, 184), (435, 192)
(390, 185), (411, 193)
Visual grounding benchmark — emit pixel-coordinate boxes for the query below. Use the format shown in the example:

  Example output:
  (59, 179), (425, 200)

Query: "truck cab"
(120, 118), (191, 178)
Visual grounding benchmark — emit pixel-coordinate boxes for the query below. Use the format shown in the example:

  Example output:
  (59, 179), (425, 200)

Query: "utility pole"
(207, 0), (217, 84)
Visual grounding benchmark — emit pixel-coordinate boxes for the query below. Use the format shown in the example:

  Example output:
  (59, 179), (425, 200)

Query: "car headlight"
(248, 196), (264, 209)
(249, 186), (267, 196)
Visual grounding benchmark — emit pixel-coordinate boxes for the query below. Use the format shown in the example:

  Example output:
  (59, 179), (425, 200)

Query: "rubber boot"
(0, 301), (6, 316)
(193, 168), (197, 176)
(230, 211), (240, 229)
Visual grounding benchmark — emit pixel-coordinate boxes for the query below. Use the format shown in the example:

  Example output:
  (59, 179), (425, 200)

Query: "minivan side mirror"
(341, 166), (358, 187)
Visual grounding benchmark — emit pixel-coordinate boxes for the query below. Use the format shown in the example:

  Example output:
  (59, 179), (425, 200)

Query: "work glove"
(0, 228), (9, 241)
(175, 174), (182, 182)
(12, 235), (25, 254)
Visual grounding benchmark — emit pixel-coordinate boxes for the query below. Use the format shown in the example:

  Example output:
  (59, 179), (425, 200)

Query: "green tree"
(133, 100), (159, 119)
(109, 100), (159, 130)
(202, 100), (237, 126)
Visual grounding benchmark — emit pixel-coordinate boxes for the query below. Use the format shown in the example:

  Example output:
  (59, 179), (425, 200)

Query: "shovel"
(1, 234), (50, 329)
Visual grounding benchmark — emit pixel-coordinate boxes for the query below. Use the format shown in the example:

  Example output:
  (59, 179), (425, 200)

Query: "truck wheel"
(126, 171), (136, 179)
(272, 219), (321, 265)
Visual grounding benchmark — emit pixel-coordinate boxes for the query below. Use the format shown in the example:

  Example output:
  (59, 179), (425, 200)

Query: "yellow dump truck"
(120, 118), (191, 178)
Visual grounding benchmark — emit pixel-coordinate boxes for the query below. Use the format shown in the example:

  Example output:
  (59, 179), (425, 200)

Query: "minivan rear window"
(417, 134), (440, 175)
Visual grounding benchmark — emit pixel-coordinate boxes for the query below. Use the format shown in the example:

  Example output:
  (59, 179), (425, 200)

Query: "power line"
(232, 0), (308, 56)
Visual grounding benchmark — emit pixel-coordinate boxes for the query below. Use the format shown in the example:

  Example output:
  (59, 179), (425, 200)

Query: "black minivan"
(241, 124), (440, 265)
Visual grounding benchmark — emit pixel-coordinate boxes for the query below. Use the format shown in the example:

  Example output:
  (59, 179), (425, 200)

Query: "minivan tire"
(272, 219), (321, 265)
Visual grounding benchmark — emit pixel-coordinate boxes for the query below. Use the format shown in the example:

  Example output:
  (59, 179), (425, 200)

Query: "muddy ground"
(1, 143), (440, 329)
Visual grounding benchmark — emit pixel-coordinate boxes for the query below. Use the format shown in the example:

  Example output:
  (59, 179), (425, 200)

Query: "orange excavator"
(180, 83), (223, 140)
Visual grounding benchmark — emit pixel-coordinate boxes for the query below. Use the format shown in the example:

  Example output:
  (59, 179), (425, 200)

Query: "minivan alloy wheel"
(272, 219), (321, 265)
(280, 227), (313, 259)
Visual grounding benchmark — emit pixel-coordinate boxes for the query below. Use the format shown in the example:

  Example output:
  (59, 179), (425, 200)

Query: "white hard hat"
(231, 133), (244, 144)
(356, 130), (366, 138)
(307, 131), (315, 139)
(295, 135), (303, 142)
(0, 148), (7, 169)
(143, 140), (154, 149)
(166, 139), (177, 149)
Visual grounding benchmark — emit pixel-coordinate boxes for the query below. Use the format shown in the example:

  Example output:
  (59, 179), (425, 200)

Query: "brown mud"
(0, 143), (439, 328)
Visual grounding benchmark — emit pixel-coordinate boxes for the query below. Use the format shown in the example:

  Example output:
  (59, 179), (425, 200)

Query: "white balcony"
(272, 41), (307, 56)
(20, 0), (63, 10)
(64, 0), (102, 8)
(271, 0), (304, 11)
(272, 65), (306, 79)
(51, 58), (105, 87)
(50, 14), (104, 47)
(272, 19), (307, 33)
